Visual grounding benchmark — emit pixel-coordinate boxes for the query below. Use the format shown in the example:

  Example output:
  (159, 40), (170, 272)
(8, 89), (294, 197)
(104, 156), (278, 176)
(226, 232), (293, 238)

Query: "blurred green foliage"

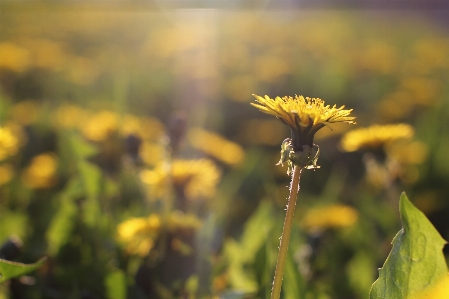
(1, 3), (449, 299)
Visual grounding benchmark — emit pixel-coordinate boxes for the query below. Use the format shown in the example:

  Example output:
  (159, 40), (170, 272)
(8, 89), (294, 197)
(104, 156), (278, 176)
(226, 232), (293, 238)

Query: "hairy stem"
(271, 165), (302, 299)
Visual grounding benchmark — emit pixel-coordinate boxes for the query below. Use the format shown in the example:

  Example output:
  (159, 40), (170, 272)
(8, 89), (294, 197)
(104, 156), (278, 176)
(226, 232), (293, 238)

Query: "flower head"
(187, 127), (245, 166)
(117, 214), (161, 257)
(300, 204), (359, 232)
(252, 94), (355, 172)
(21, 153), (58, 189)
(340, 123), (414, 152)
(251, 95), (355, 150)
(140, 158), (221, 201)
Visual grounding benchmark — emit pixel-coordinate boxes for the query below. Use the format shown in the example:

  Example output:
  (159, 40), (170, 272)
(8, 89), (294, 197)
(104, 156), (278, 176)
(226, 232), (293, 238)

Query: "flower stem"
(271, 165), (302, 299)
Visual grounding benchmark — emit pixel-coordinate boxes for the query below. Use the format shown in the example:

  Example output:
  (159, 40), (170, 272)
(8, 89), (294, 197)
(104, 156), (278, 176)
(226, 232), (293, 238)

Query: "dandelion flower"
(251, 95), (355, 150)
(251, 94), (355, 299)
(341, 123), (414, 152)
(117, 214), (161, 257)
(21, 153), (58, 189)
(140, 159), (221, 201)
(81, 110), (118, 142)
(252, 94), (355, 171)
(301, 204), (359, 232)
(187, 128), (245, 166)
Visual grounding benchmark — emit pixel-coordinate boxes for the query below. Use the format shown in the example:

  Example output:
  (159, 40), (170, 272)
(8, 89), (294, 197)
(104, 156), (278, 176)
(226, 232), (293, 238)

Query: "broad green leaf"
(0, 257), (46, 283)
(370, 192), (448, 299)
(105, 269), (126, 299)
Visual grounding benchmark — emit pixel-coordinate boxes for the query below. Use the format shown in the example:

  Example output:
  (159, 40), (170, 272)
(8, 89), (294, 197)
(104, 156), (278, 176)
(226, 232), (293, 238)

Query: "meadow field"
(1, 3), (449, 298)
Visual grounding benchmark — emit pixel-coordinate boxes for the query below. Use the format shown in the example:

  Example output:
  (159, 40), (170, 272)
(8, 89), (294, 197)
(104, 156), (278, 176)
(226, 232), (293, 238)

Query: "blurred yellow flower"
(251, 94), (355, 149)
(301, 204), (358, 232)
(0, 42), (30, 72)
(0, 164), (14, 186)
(140, 159), (221, 201)
(121, 114), (142, 137)
(139, 141), (165, 166)
(139, 117), (166, 141)
(0, 126), (19, 161)
(340, 124), (414, 152)
(412, 274), (449, 299)
(81, 110), (118, 141)
(188, 128), (245, 166)
(21, 153), (58, 189)
(117, 214), (161, 257)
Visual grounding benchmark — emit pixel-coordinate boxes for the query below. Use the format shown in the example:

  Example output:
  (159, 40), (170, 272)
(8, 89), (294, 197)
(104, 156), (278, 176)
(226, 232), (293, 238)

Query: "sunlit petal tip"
(252, 94), (265, 102)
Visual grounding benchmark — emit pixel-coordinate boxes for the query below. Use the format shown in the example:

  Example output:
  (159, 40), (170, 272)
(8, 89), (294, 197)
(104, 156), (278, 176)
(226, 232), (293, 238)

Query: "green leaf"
(370, 192), (448, 299)
(78, 161), (102, 226)
(105, 269), (126, 299)
(46, 178), (81, 256)
(66, 132), (103, 227)
(224, 200), (275, 292)
(0, 257), (46, 283)
(283, 246), (304, 299)
(240, 200), (275, 261)
(69, 132), (98, 159)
